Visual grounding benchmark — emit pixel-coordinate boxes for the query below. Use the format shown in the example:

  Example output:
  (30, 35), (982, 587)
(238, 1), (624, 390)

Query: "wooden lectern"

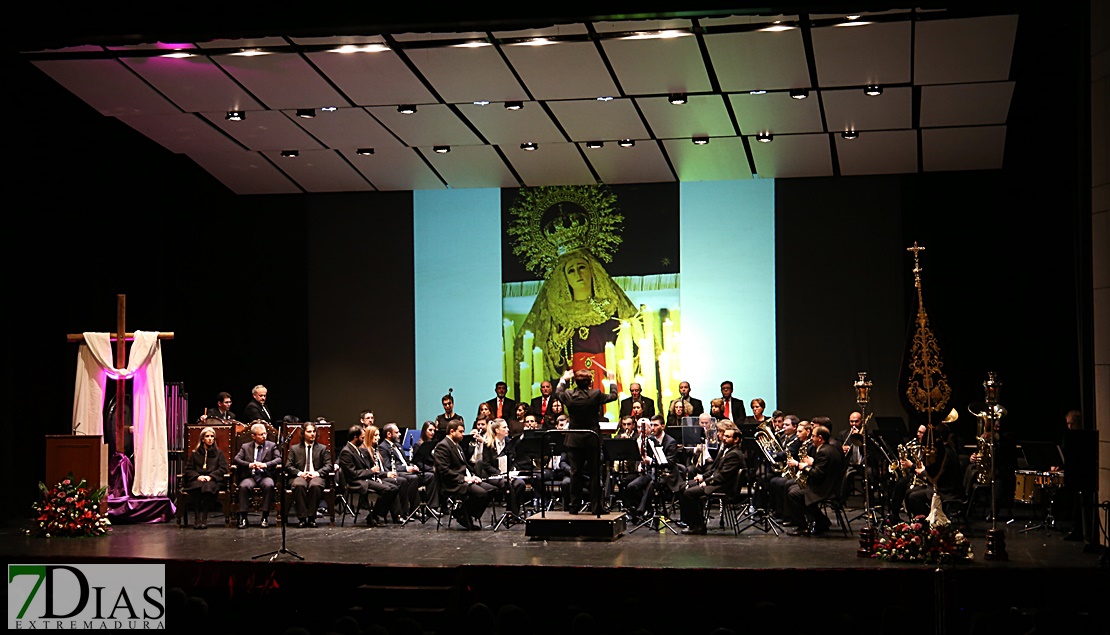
(45, 435), (109, 493)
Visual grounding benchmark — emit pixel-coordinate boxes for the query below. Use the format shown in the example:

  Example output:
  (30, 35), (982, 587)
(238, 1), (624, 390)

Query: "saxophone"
(974, 435), (993, 485)
(795, 443), (810, 489)
(908, 441), (927, 487)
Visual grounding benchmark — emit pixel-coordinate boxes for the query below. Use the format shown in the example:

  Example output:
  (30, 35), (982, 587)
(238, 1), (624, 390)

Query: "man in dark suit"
(241, 385), (272, 423)
(233, 421), (281, 528)
(622, 414), (681, 522)
(555, 367), (618, 514)
(380, 422), (435, 515)
(286, 421), (332, 528)
(619, 382), (656, 419)
(679, 420), (746, 534)
(433, 420), (489, 530)
(785, 421), (845, 535)
(530, 380), (556, 420)
(203, 391), (236, 422)
(337, 424), (398, 527)
(672, 381), (705, 418)
(483, 381), (517, 422)
(719, 380), (746, 422)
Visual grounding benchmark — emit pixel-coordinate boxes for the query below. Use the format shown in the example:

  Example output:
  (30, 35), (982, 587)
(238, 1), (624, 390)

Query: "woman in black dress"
(182, 426), (228, 529)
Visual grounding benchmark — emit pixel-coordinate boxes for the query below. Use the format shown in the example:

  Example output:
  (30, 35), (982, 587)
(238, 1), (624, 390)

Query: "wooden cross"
(66, 294), (174, 452)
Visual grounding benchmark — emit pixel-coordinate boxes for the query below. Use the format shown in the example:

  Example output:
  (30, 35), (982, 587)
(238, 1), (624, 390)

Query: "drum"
(1034, 470), (1064, 488)
(1013, 469), (1042, 503)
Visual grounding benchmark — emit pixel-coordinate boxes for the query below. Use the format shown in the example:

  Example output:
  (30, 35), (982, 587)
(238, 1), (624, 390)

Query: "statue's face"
(564, 256), (592, 300)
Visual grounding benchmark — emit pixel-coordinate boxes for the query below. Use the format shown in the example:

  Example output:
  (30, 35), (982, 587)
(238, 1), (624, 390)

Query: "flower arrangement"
(872, 515), (972, 564)
(26, 473), (110, 538)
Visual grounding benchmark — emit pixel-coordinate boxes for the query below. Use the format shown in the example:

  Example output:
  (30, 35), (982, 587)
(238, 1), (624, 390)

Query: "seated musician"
(475, 418), (525, 517)
(621, 415), (681, 523)
(380, 422), (435, 514)
(962, 417), (1018, 521)
(768, 417), (807, 520)
(686, 412), (719, 477)
(887, 424), (926, 524)
(232, 422), (281, 529)
(785, 421), (844, 536)
(337, 424), (399, 527)
(679, 420), (745, 534)
(286, 421), (332, 528)
(904, 423), (962, 518)
(203, 391), (236, 423)
(432, 420), (490, 530)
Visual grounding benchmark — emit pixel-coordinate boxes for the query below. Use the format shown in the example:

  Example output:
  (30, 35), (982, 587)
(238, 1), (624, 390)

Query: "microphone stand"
(253, 417), (303, 561)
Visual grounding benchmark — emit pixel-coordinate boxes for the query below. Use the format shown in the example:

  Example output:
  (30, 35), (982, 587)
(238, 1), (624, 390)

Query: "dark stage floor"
(3, 497), (1105, 635)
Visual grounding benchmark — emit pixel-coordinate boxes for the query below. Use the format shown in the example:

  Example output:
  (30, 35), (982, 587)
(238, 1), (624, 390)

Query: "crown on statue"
(543, 204), (590, 255)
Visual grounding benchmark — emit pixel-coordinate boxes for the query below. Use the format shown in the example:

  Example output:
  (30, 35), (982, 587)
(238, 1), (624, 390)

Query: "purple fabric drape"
(107, 452), (175, 523)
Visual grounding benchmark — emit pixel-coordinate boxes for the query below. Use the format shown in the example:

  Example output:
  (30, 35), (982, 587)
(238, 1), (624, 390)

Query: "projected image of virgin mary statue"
(506, 186), (639, 400)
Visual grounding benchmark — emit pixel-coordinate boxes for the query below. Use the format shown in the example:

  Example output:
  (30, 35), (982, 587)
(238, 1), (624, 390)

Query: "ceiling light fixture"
(789, 89), (809, 100)
(321, 106), (337, 112)
(864, 85), (883, 96)
(473, 100), (490, 106)
(231, 49), (269, 57)
(756, 132), (774, 143)
(841, 130), (859, 140)
(669, 93), (688, 105)
(692, 136), (709, 145)
(749, 90), (767, 95)
(398, 104), (417, 114)
(596, 96), (614, 102)
(225, 111), (245, 121)
(162, 52), (193, 59)
(433, 145), (450, 154)
(295, 108), (315, 118)
(618, 139), (635, 148)
(330, 44), (391, 54)
(759, 22), (796, 32)
(520, 142), (538, 151)
(356, 148), (375, 155)
(280, 150), (299, 158)
(504, 101), (524, 110)
(585, 141), (604, 149)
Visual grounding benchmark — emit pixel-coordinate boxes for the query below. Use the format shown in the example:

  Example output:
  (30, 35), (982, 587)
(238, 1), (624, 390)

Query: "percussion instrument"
(1034, 470), (1064, 488)
(1013, 469), (1042, 504)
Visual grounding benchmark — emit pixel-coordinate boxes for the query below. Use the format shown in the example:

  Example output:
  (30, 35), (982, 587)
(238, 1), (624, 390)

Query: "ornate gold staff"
(903, 242), (951, 466)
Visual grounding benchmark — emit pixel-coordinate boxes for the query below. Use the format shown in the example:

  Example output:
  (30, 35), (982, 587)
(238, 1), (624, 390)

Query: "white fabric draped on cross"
(72, 331), (168, 497)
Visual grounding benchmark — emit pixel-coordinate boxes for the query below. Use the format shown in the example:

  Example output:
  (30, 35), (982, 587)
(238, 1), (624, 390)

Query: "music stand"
(627, 438), (679, 535)
(535, 430), (564, 516)
(491, 436), (531, 531)
(252, 416), (303, 562)
(603, 438), (641, 514)
(401, 429), (421, 458)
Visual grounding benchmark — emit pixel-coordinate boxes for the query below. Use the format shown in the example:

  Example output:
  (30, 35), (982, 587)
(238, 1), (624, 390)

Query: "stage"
(3, 499), (1103, 635)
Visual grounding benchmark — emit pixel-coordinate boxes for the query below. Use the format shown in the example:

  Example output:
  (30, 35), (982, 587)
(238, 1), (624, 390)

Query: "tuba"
(754, 421), (785, 471)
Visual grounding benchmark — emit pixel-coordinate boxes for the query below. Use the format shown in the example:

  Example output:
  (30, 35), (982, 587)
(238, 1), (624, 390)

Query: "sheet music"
(652, 443), (668, 465)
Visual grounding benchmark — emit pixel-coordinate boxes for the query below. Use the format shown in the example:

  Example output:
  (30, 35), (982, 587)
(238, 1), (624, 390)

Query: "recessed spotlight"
(789, 89), (809, 100)
(225, 111), (245, 121)
(433, 145), (450, 154)
(356, 148), (375, 155)
(756, 132), (774, 143)
(280, 150), (299, 158)
(585, 140), (604, 149)
(296, 108), (315, 118)
(864, 85), (883, 96)
(473, 100), (490, 106)
(669, 93), (688, 105)
(841, 130), (859, 140)
(398, 104), (417, 114)
(692, 136), (709, 145)
(618, 139), (635, 148)
(504, 101), (524, 110)
(520, 142), (538, 151)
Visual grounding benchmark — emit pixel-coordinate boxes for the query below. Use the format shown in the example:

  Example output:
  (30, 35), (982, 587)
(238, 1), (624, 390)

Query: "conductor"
(554, 367), (618, 514)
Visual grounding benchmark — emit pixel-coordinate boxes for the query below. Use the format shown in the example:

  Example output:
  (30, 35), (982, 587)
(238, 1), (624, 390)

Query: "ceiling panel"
(749, 133), (833, 178)
(306, 49), (437, 107)
(601, 33), (711, 96)
(285, 107), (406, 151)
(637, 94), (736, 140)
(116, 113), (244, 155)
(503, 142), (596, 186)
(212, 52), (350, 111)
(922, 125), (1007, 172)
(457, 102), (566, 146)
(704, 28), (810, 92)
(919, 82), (1014, 127)
(811, 21), (912, 88)
(200, 109), (324, 152)
(122, 55), (262, 113)
(404, 44), (527, 104)
(836, 129), (918, 175)
(503, 40), (620, 101)
(582, 141), (675, 184)
(342, 147), (445, 191)
(264, 149), (373, 192)
(728, 91), (825, 135)
(661, 137), (752, 181)
(915, 15), (1018, 85)
(547, 98), (650, 142)
(416, 145), (519, 189)
(364, 103), (481, 147)
(821, 86), (913, 133)
(33, 59), (181, 117)
(188, 150), (301, 195)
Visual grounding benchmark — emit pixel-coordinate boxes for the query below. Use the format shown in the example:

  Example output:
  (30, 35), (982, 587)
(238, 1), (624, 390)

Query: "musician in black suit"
(232, 422), (281, 529)
(433, 420), (489, 530)
(718, 380), (746, 422)
(785, 422), (845, 535)
(380, 422), (437, 512)
(285, 421), (332, 528)
(619, 382), (656, 419)
(679, 420), (746, 534)
(241, 385), (272, 423)
(622, 414), (681, 522)
(530, 380), (556, 421)
(203, 391), (236, 422)
(483, 381), (517, 422)
(555, 367), (618, 514)
(337, 425), (398, 527)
